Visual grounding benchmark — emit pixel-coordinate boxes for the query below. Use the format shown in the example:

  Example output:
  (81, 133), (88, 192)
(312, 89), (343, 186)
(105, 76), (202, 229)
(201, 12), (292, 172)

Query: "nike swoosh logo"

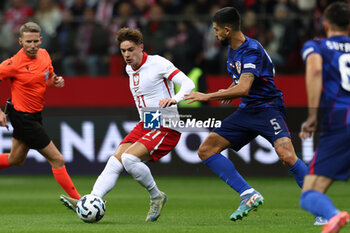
(275, 130), (283, 135)
(141, 137), (151, 141)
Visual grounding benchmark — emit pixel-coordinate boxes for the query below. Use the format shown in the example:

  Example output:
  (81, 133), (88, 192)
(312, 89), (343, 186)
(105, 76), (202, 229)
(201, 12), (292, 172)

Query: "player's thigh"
(9, 110), (51, 150)
(259, 108), (291, 145)
(198, 132), (231, 160)
(8, 137), (30, 166)
(114, 142), (133, 161)
(116, 122), (145, 161)
(38, 141), (65, 168)
(132, 128), (181, 162)
(302, 174), (333, 193)
(211, 110), (258, 152)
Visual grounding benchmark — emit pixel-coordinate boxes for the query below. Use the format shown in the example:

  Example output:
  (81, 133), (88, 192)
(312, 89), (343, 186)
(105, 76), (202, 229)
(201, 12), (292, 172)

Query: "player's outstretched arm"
(185, 73), (254, 103)
(221, 81), (237, 105)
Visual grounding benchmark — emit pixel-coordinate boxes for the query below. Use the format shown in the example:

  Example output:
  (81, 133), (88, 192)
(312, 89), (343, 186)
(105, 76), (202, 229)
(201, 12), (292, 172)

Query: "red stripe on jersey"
(309, 150), (318, 174)
(168, 69), (180, 80)
(163, 78), (172, 97)
(329, 87), (341, 125)
(263, 77), (270, 85)
(282, 118), (291, 135)
(345, 106), (350, 125)
(132, 52), (148, 71)
(141, 95), (146, 107)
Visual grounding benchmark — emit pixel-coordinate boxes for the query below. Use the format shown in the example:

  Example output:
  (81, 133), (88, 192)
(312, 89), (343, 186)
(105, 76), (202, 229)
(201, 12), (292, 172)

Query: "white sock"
(240, 188), (255, 197)
(91, 156), (123, 198)
(121, 153), (160, 199)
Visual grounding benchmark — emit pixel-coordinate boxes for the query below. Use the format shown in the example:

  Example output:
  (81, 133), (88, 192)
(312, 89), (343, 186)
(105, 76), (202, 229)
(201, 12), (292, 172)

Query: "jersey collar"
(132, 52), (148, 71)
(20, 48), (40, 60)
(229, 36), (248, 52)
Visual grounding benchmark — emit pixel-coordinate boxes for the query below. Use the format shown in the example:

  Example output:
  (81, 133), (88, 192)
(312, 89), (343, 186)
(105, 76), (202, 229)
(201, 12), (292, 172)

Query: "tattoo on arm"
(274, 142), (290, 149)
(209, 72), (254, 101)
(240, 72), (255, 80)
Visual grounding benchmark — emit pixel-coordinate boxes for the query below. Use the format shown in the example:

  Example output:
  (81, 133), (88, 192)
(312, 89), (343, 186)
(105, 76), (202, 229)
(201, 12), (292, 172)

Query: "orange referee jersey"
(0, 48), (54, 113)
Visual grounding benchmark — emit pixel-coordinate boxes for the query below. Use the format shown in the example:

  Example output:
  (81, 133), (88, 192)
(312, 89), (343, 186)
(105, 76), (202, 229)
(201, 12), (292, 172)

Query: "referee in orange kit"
(0, 22), (80, 201)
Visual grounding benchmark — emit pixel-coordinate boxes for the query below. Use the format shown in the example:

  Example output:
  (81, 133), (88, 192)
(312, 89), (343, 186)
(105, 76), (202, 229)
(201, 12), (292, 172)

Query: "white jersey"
(126, 53), (181, 128)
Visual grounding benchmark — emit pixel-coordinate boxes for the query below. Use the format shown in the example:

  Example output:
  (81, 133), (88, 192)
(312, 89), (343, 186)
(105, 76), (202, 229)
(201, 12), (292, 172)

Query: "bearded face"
(219, 35), (230, 46)
(213, 22), (230, 46)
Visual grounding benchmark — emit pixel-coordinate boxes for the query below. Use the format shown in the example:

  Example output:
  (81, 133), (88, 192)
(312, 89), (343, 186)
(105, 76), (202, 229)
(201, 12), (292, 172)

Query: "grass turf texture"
(0, 176), (349, 233)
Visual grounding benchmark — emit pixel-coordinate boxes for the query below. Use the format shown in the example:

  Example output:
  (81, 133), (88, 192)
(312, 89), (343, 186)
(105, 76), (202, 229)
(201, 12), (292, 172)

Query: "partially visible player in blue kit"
(299, 2), (350, 233)
(185, 7), (309, 221)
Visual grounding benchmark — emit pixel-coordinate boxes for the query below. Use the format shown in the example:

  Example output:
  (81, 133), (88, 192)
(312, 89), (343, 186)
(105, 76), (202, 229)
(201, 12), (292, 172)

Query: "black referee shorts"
(8, 107), (51, 150)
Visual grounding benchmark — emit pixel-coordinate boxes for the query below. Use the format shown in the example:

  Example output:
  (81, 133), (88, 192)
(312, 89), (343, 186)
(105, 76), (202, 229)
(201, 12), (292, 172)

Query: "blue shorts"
(309, 127), (350, 181)
(212, 107), (291, 151)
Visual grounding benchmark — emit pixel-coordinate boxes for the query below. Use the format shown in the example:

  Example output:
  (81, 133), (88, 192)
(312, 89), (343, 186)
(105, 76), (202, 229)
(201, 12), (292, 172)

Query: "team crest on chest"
(44, 70), (49, 82)
(235, 61), (241, 74)
(133, 73), (140, 86)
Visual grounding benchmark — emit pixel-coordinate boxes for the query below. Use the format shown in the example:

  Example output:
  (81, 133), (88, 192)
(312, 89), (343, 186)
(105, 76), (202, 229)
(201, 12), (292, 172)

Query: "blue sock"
(203, 153), (252, 195)
(300, 190), (339, 220)
(288, 159), (308, 188)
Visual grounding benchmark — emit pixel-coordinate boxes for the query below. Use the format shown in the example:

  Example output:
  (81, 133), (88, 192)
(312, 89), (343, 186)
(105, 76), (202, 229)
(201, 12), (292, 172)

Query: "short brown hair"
(115, 28), (143, 45)
(324, 2), (350, 31)
(19, 22), (41, 37)
(213, 7), (241, 31)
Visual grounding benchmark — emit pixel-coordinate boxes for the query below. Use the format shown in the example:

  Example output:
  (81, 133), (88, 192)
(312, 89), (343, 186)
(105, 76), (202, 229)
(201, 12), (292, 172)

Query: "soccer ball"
(76, 194), (105, 223)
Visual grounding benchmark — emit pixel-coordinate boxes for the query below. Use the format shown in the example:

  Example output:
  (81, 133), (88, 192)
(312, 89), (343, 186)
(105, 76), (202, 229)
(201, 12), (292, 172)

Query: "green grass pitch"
(0, 175), (349, 233)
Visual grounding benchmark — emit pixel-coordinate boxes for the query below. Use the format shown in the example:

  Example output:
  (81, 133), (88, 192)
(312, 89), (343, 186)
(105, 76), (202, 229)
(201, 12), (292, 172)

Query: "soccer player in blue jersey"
(185, 6), (309, 221)
(299, 2), (350, 233)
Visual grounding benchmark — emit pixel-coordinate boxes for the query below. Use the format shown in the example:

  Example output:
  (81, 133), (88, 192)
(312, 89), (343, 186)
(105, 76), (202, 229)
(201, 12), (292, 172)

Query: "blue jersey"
(301, 35), (350, 131)
(227, 36), (284, 110)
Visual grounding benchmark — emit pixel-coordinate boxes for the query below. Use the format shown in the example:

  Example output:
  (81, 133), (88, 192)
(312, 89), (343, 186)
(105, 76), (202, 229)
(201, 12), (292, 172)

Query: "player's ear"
(224, 25), (231, 35)
(323, 20), (329, 34)
(18, 37), (23, 46)
(140, 43), (144, 51)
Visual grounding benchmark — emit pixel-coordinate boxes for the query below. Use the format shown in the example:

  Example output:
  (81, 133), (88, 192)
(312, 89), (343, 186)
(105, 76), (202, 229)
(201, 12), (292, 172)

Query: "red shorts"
(120, 122), (181, 162)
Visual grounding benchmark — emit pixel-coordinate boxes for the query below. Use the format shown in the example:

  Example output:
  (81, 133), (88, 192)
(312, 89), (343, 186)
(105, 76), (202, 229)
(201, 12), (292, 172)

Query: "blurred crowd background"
(0, 0), (346, 77)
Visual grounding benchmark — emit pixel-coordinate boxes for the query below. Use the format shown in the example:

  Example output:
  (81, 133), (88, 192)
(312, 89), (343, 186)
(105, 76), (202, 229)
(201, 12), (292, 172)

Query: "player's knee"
(198, 133), (229, 160)
(50, 155), (65, 168)
(113, 152), (123, 162)
(8, 154), (26, 166)
(121, 153), (140, 172)
(57, 156), (65, 167)
(198, 143), (216, 161)
(275, 147), (296, 167)
(274, 138), (297, 167)
(9, 158), (25, 167)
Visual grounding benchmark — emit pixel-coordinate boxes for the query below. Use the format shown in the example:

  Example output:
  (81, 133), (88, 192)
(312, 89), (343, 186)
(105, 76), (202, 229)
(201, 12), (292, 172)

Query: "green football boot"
(230, 191), (264, 221)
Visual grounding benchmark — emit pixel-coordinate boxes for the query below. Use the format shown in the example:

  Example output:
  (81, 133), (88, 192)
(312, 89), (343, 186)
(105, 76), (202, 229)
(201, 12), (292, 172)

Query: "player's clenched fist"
(299, 116), (317, 140)
(53, 75), (64, 88)
(0, 110), (7, 127)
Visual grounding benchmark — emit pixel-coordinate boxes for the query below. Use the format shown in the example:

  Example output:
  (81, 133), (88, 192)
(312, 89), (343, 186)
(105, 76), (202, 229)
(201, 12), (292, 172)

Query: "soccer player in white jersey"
(60, 28), (195, 222)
